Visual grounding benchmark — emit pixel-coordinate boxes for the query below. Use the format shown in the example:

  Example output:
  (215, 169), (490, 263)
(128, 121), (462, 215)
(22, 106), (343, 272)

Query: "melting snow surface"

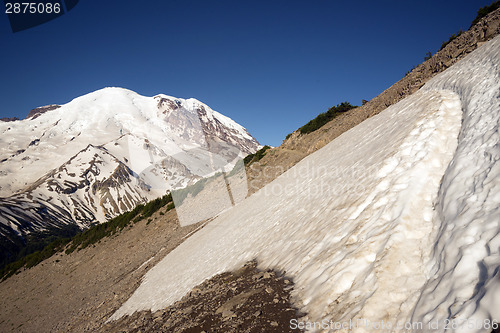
(111, 36), (500, 332)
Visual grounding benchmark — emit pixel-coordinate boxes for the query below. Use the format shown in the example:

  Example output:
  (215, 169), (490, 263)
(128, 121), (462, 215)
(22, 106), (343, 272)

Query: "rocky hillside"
(245, 7), (500, 195)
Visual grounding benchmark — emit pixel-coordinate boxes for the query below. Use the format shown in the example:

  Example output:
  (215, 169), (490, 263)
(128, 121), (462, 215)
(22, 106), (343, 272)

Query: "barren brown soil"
(0, 208), (205, 332)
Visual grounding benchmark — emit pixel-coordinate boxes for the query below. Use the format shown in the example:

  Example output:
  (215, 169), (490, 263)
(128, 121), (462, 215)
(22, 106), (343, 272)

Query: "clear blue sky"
(0, 0), (493, 146)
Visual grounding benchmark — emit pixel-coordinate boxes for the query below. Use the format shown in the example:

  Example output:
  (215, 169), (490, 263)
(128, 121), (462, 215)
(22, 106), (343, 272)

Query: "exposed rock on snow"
(102, 261), (304, 333)
(26, 104), (61, 120)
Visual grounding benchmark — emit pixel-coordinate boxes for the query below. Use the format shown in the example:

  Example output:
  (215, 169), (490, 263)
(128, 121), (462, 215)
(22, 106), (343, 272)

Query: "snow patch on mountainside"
(412, 35), (500, 331)
(110, 88), (462, 326)
(111, 36), (500, 332)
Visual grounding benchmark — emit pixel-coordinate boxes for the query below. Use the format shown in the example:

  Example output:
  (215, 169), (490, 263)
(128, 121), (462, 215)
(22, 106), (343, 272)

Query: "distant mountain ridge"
(0, 87), (260, 266)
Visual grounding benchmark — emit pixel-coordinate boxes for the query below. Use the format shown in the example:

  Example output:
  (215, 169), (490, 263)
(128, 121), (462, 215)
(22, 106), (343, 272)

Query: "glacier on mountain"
(0, 88), (259, 253)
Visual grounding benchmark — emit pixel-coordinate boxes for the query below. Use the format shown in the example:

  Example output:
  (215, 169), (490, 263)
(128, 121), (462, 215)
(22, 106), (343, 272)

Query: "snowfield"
(111, 36), (500, 332)
(412, 36), (500, 331)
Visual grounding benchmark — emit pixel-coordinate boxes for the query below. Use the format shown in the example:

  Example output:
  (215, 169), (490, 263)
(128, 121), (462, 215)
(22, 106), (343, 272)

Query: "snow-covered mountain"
(0, 88), (260, 262)
(111, 35), (500, 331)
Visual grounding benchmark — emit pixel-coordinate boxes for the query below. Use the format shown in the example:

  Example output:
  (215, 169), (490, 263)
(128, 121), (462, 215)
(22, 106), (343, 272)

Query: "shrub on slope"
(297, 102), (357, 135)
(470, 1), (500, 28)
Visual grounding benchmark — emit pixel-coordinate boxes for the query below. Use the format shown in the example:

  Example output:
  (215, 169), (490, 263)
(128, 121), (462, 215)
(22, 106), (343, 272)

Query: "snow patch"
(111, 35), (500, 332)
(110, 86), (462, 326)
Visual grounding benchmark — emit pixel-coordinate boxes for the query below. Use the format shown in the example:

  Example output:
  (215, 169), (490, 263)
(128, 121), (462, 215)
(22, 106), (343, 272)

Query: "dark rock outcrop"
(26, 104), (61, 120)
(103, 260), (305, 333)
(0, 117), (19, 122)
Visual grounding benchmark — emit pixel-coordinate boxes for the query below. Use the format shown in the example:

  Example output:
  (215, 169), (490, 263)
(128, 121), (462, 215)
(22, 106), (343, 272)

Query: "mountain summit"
(0, 87), (260, 265)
